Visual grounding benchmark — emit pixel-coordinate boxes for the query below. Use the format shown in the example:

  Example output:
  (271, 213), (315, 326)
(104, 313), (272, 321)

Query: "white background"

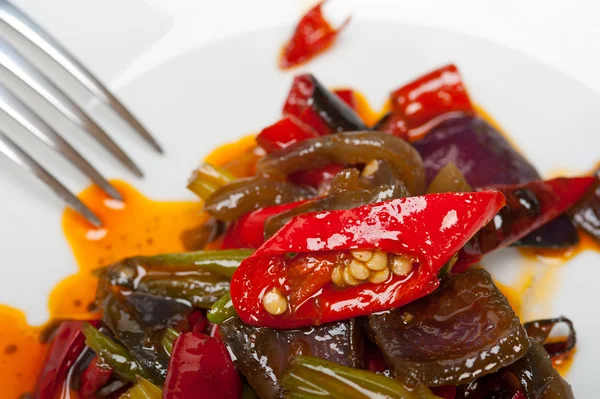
(12, 0), (600, 95)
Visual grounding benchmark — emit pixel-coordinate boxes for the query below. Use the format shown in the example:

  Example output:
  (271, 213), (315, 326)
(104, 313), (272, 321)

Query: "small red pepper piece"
(283, 74), (331, 134)
(457, 176), (595, 270)
(230, 191), (505, 329)
(333, 89), (357, 110)
(78, 355), (113, 398)
(256, 115), (318, 153)
(279, 1), (350, 69)
(289, 163), (345, 191)
(222, 200), (308, 249)
(188, 310), (208, 334)
(35, 320), (99, 399)
(381, 64), (474, 140)
(163, 332), (242, 399)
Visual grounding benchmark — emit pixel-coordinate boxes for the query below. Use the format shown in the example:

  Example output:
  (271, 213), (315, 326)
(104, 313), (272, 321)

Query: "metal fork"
(0, 0), (163, 226)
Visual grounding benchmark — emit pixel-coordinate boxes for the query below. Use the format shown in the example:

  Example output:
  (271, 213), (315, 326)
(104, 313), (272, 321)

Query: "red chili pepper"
(163, 332), (242, 399)
(457, 176), (595, 271)
(279, 1), (350, 69)
(333, 89), (357, 110)
(381, 64), (474, 140)
(256, 115), (318, 153)
(188, 310), (208, 334)
(283, 74), (331, 134)
(35, 320), (99, 399)
(230, 191), (505, 329)
(512, 390), (527, 399)
(78, 355), (113, 398)
(223, 200), (307, 249)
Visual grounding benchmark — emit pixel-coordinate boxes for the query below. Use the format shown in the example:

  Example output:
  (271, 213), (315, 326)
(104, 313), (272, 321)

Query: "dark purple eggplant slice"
(570, 173), (600, 242)
(507, 339), (574, 399)
(220, 317), (364, 399)
(523, 317), (576, 358)
(367, 268), (529, 387)
(412, 116), (579, 248)
(512, 215), (579, 248)
(456, 340), (573, 399)
(411, 116), (539, 187)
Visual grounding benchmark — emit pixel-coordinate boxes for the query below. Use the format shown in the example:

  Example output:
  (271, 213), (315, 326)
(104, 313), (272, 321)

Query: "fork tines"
(0, 0), (163, 225)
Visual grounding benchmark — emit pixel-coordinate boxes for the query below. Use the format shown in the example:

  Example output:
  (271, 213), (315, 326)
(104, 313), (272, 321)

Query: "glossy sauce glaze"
(0, 91), (595, 398)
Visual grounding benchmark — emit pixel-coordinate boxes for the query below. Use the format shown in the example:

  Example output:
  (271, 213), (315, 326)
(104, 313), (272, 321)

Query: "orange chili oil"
(0, 91), (594, 398)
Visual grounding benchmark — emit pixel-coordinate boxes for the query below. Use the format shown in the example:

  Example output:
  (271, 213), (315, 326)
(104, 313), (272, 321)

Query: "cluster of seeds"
(261, 249), (416, 315)
(331, 250), (414, 287)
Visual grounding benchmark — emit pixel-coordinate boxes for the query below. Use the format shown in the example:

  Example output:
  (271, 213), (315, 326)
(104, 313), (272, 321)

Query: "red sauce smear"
(279, 1), (350, 69)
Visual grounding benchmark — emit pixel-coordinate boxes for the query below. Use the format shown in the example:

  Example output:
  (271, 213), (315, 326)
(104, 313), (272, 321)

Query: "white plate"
(1, 21), (598, 395)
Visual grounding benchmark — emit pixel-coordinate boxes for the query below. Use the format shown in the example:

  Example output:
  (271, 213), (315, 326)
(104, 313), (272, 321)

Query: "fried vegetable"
(524, 317), (576, 358)
(257, 131), (426, 194)
(412, 115), (581, 249)
(100, 249), (252, 309)
(263, 184), (409, 239)
(163, 332), (242, 399)
(281, 356), (441, 399)
(187, 162), (236, 200)
(180, 218), (225, 251)
(204, 177), (315, 221)
(124, 292), (190, 331)
(412, 116), (538, 187)
(220, 317), (364, 399)
(507, 340), (574, 399)
(367, 269), (529, 387)
(120, 377), (162, 399)
(512, 215), (580, 248)
(161, 328), (180, 356)
(570, 172), (600, 242)
(207, 291), (237, 324)
(82, 322), (144, 383)
(282, 74), (366, 134)
(101, 295), (170, 384)
(427, 162), (472, 193)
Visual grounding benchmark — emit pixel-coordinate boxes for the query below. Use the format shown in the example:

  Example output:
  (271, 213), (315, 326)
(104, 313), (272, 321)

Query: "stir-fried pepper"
(230, 191), (504, 328)
(257, 131), (426, 195)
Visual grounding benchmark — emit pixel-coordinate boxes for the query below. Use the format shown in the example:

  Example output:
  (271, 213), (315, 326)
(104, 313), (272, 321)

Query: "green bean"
(120, 377), (162, 399)
(161, 328), (180, 356)
(207, 291), (237, 324)
(187, 162), (236, 200)
(82, 322), (145, 382)
(281, 356), (441, 399)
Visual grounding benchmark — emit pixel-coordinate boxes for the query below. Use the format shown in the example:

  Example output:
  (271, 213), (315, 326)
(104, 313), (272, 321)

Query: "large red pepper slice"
(230, 191), (505, 329)
(35, 320), (99, 399)
(279, 1), (350, 69)
(256, 115), (318, 153)
(379, 64), (474, 140)
(457, 176), (595, 270)
(222, 200), (307, 249)
(163, 332), (242, 399)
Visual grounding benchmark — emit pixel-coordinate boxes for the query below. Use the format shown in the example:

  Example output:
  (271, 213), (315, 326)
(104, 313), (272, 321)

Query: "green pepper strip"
(161, 328), (180, 356)
(120, 377), (163, 399)
(82, 322), (145, 382)
(126, 249), (254, 279)
(207, 291), (237, 324)
(281, 356), (441, 399)
(188, 163), (236, 200)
